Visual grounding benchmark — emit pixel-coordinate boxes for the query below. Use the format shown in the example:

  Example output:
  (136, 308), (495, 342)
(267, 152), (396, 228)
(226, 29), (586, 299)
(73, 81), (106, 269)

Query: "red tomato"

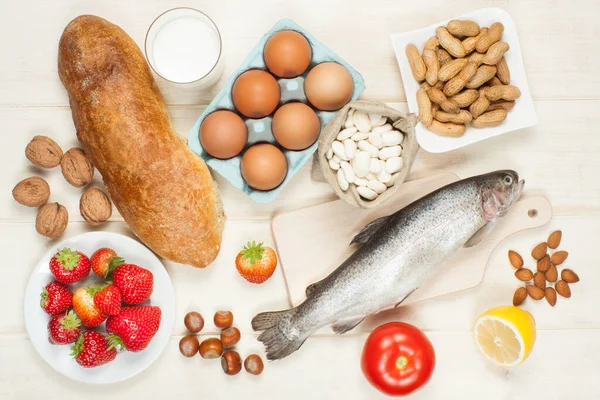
(361, 322), (435, 396)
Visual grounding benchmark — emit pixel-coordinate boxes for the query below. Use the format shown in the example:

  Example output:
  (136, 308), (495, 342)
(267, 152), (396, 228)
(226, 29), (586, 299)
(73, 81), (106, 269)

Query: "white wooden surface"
(1, 0), (599, 399)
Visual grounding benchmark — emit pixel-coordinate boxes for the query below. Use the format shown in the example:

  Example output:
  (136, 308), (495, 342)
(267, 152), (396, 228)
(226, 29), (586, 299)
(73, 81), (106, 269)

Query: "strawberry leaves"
(240, 241), (265, 265)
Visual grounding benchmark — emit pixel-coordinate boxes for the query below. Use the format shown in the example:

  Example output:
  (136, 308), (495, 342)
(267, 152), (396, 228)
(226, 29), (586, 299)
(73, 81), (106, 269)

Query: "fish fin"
(253, 309), (307, 361)
(464, 219), (498, 248)
(350, 216), (390, 245)
(252, 309), (293, 331)
(332, 316), (367, 335)
(305, 281), (322, 297)
(394, 288), (418, 308)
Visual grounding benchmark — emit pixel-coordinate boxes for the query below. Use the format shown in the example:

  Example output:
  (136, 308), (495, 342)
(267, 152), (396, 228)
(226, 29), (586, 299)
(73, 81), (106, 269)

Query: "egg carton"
(187, 18), (365, 203)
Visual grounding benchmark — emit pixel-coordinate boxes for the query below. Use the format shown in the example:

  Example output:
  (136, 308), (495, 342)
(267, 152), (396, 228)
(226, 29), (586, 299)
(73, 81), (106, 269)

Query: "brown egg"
(232, 70), (280, 118)
(304, 62), (353, 111)
(200, 110), (248, 159)
(272, 102), (321, 150)
(264, 30), (312, 78)
(241, 144), (287, 191)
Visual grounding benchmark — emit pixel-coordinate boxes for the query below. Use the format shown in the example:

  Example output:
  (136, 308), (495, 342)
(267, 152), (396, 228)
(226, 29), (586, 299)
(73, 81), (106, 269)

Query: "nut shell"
(561, 269), (579, 283)
(547, 230), (562, 249)
(12, 177), (50, 207)
(514, 268), (533, 282)
(508, 250), (523, 269)
(512, 287), (527, 306)
(25, 136), (63, 168)
(214, 311), (234, 329)
(526, 284), (544, 300)
(531, 242), (547, 260)
(199, 338), (223, 359)
(80, 188), (112, 225)
(184, 311), (204, 333)
(220, 327), (241, 348)
(545, 287), (557, 306)
(244, 354), (264, 375)
(221, 351), (242, 375)
(550, 251), (568, 265)
(61, 148), (94, 187)
(36, 202), (68, 238)
(179, 335), (200, 358)
(555, 280), (571, 298)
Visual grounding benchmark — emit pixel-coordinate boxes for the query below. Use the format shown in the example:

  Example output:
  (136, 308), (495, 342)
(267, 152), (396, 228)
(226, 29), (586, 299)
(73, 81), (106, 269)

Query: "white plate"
(24, 232), (175, 384)
(390, 8), (538, 153)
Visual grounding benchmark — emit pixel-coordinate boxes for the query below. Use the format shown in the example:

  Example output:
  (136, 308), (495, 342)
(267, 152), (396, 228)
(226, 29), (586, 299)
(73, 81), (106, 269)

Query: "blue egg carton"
(187, 18), (365, 203)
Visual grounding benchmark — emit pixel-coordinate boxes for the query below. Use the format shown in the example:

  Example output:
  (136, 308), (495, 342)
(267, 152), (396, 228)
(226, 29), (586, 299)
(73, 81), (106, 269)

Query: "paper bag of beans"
(312, 100), (418, 209)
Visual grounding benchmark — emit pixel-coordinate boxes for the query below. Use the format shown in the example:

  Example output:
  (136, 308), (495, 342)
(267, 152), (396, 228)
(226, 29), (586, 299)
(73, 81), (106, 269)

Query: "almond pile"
(510, 230), (580, 307)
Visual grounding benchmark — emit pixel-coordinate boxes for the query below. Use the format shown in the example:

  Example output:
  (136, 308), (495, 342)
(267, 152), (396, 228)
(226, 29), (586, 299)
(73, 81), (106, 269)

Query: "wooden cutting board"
(272, 172), (552, 307)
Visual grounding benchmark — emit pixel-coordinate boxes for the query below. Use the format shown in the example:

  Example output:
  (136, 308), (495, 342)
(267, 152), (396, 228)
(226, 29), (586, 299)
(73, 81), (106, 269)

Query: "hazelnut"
(184, 311), (204, 333)
(25, 135), (63, 168)
(80, 188), (112, 225)
(12, 177), (50, 207)
(214, 311), (233, 328)
(179, 335), (200, 358)
(220, 327), (241, 348)
(221, 351), (242, 375)
(61, 148), (94, 187)
(36, 202), (68, 238)
(244, 354), (264, 375)
(199, 338), (223, 359)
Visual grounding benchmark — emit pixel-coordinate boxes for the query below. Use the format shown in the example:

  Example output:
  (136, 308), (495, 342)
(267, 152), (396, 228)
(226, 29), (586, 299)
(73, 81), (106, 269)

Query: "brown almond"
(547, 230), (562, 249)
(550, 251), (568, 265)
(531, 242), (547, 260)
(561, 269), (579, 283)
(555, 280), (571, 298)
(526, 284), (544, 300)
(545, 287), (557, 306)
(508, 250), (523, 269)
(545, 263), (558, 282)
(537, 255), (551, 273)
(512, 287), (527, 306)
(514, 268), (533, 282)
(533, 272), (546, 290)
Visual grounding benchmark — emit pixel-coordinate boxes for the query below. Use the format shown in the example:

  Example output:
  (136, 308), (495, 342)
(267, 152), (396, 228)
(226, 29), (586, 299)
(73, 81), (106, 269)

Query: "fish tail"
(252, 309), (307, 361)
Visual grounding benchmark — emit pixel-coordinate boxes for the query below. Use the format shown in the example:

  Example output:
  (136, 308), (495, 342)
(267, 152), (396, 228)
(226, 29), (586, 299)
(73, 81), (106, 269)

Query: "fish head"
(478, 170), (524, 221)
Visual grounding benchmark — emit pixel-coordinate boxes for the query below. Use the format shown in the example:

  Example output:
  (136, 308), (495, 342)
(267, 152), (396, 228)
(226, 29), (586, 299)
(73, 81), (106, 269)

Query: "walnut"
(61, 148), (94, 187)
(80, 187), (112, 225)
(36, 202), (68, 238)
(25, 136), (63, 168)
(12, 177), (50, 207)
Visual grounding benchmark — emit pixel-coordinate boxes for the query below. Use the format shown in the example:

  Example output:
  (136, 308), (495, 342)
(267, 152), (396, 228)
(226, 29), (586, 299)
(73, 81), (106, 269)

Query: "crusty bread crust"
(58, 15), (225, 268)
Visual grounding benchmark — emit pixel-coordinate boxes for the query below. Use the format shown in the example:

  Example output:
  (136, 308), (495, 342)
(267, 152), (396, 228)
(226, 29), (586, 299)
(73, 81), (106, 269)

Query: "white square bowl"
(390, 8), (537, 153)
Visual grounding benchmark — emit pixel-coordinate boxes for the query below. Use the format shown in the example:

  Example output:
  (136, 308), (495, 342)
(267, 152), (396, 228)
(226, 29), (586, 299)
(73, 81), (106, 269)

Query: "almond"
(514, 268), (533, 282)
(531, 242), (547, 260)
(545, 263), (558, 282)
(533, 271), (546, 290)
(545, 287), (557, 307)
(512, 287), (527, 306)
(526, 284), (545, 300)
(537, 255), (551, 273)
(547, 230), (562, 249)
(508, 250), (523, 269)
(550, 251), (568, 265)
(561, 269), (579, 283)
(555, 280), (571, 298)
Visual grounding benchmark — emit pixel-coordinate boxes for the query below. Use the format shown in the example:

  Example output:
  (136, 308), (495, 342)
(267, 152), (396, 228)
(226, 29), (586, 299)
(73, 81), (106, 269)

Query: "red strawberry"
(91, 248), (123, 278)
(106, 306), (161, 352)
(48, 310), (81, 344)
(49, 248), (91, 284)
(40, 281), (73, 315)
(72, 286), (107, 327)
(71, 331), (117, 368)
(113, 264), (154, 305)
(94, 284), (122, 316)
(235, 241), (278, 284)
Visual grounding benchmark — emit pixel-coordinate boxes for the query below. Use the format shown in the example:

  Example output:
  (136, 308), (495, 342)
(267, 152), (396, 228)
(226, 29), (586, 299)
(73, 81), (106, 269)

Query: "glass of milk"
(145, 8), (224, 88)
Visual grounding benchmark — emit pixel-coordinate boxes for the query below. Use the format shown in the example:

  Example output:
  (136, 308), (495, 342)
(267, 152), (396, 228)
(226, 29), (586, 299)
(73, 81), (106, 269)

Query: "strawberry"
(94, 284), (122, 316)
(71, 331), (117, 368)
(106, 306), (161, 352)
(72, 286), (107, 327)
(48, 310), (81, 344)
(49, 248), (91, 284)
(112, 264), (153, 305)
(90, 248), (124, 278)
(235, 241), (278, 284)
(40, 281), (73, 315)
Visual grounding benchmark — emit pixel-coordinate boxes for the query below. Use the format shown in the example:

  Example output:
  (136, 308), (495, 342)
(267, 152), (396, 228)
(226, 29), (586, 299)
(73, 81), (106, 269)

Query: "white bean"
(326, 148), (334, 160)
(351, 132), (369, 141)
(328, 158), (340, 170)
(368, 113), (382, 125)
(333, 155), (341, 163)
(354, 177), (368, 186)
(357, 186), (378, 200)
(367, 172), (378, 181)
(331, 141), (348, 160)
(369, 158), (382, 174)
(367, 180), (387, 194)
(337, 169), (349, 191)
(373, 123), (393, 134)
(357, 140), (379, 157)
(378, 146), (402, 160)
(368, 132), (383, 149)
(343, 139), (357, 159)
(385, 157), (404, 174)
(340, 161), (356, 183)
(387, 173), (401, 187)
(344, 108), (355, 129)
(352, 151), (371, 178)
(377, 169), (392, 183)
(381, 130), (404, 146)
(373, 115), (388, 127)
(353, 111), (371, 133)
(337, 127), (358, 141)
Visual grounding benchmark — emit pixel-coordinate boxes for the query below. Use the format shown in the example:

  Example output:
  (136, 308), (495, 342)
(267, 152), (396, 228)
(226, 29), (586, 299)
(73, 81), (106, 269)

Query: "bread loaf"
(58, 15), (225, 268)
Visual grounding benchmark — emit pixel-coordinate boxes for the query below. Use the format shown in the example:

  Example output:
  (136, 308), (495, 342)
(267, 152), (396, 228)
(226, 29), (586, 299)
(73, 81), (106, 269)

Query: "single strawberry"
(106, 306), (161, 352)
(94, 284), (122, 316)
(40, 281), (73, 315)
(112, 264), (154, 305)
(49, 248), (91, 284)
(71, 331), (117, 368)
(48, 310), (81, 344)
(90, 247), (124, 278)
(235, 241), (278, 284)
(72, 286), (107, 327)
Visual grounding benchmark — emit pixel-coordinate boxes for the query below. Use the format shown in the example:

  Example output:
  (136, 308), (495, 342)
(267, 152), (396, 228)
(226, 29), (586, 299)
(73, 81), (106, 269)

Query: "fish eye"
(503, 175), (513, 185)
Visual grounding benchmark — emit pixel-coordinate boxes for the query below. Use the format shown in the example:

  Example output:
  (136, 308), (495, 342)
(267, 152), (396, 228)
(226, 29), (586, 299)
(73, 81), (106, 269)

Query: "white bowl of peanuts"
(390, 7), (537, 153)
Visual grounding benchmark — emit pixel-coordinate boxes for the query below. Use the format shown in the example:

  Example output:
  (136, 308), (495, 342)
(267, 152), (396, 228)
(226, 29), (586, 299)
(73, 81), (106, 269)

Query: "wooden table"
(1, 0), (598, 398)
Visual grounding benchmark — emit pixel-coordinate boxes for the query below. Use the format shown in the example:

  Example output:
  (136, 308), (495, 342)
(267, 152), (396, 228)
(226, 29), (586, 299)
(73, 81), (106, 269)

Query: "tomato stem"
(395, 356), (409, 370)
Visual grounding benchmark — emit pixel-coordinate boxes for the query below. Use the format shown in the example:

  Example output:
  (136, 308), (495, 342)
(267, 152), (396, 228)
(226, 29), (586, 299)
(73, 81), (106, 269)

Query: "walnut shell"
(36, 202), (68, 238)
(12, 177), (50, 207)
(25, 136), (63, 168)
(61, 148), (94, 187)
(80, 187), (112, 225)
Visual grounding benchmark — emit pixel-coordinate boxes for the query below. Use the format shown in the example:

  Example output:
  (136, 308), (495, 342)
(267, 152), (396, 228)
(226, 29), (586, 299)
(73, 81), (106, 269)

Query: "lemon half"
(473, 306), (536, 368)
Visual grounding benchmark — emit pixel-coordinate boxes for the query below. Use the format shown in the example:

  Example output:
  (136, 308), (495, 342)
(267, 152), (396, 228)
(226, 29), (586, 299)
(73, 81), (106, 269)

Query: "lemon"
(473, 305), (536, 367)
